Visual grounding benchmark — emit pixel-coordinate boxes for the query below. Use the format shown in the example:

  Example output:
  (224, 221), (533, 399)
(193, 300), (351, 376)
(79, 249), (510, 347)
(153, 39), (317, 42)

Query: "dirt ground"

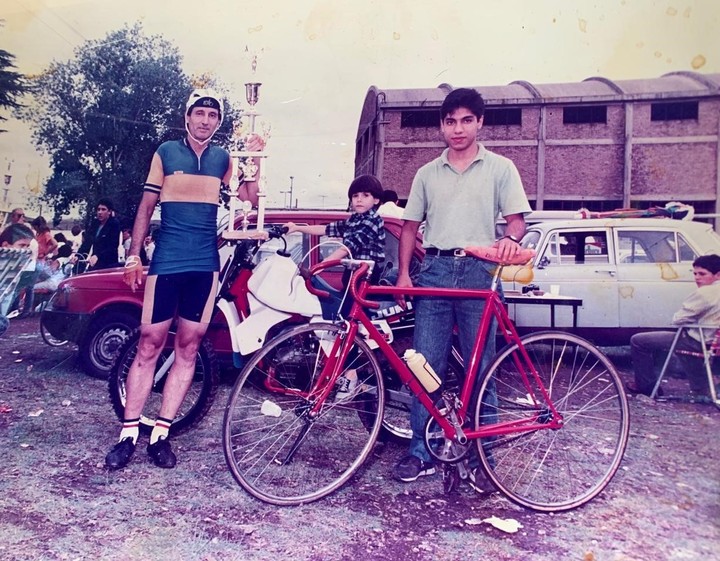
(1, 315), (718, 561)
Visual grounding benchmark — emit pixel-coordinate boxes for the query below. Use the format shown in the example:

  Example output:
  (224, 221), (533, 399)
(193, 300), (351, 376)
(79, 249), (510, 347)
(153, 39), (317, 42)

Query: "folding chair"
(651, 325), (720, 408)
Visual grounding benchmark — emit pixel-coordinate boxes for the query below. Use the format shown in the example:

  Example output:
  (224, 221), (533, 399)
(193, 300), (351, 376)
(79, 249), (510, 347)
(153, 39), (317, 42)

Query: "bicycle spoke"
(223, 322), (384, 505)
(475, 332), (629, 512)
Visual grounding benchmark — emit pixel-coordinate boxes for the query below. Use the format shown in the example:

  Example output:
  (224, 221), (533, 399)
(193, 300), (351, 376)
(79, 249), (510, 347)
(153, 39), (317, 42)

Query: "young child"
(284, 174), (386, 317)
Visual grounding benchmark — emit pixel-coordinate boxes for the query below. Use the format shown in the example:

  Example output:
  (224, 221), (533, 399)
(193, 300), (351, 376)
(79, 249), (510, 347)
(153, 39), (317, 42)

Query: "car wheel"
(79, 311), (139, 379)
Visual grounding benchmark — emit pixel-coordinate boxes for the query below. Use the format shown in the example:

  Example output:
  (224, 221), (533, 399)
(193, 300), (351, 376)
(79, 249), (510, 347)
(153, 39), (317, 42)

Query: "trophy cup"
(223, 56), (269, 240)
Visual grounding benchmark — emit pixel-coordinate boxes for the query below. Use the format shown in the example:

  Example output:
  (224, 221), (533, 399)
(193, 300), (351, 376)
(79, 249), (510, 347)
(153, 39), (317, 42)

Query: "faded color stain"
(248, 25), (263, 34)
(666, 7), (678, 16)
(578, 18), (587, 33)
(619, 286), (634, 299)
(658, 263), (680, 281)
(393, 31), (401, 41)
(692, 54), (707, 69)
(304, 1), (339, 42)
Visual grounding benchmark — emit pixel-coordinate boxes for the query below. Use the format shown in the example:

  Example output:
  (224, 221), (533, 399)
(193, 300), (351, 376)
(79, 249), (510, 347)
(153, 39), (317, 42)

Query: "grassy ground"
(1, 316), (719, 561)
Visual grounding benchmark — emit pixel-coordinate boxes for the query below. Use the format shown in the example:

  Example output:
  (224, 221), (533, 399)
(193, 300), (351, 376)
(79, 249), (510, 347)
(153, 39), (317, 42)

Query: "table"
(505, 292), (583, 328)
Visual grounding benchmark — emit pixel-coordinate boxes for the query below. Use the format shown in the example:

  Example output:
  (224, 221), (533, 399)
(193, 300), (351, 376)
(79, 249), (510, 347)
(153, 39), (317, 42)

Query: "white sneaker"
(335, 369), (358, 401)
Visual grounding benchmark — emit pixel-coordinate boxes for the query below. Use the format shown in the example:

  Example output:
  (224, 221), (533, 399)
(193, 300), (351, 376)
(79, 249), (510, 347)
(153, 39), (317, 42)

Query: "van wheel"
(79, 311), (139, 379)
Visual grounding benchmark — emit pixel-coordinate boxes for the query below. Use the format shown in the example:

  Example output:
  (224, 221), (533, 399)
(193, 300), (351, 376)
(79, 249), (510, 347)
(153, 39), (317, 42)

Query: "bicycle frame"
(306, 259), (564, 443)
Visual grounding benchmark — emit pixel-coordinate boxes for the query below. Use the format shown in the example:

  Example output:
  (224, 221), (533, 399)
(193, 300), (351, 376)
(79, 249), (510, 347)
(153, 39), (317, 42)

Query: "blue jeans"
(408, 255), (498, 462)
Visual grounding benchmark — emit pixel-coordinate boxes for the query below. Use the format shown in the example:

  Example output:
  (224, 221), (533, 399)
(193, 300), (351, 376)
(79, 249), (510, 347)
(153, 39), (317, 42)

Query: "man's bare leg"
(105, 319), (172, 470)
(123, 319), (173, 418)
(156, 317), (210, 420)
(144, 318), (210, 468)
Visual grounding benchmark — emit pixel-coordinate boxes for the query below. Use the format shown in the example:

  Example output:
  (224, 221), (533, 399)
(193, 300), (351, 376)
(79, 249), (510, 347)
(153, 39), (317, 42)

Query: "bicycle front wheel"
(474, 331), (629, 512)
(223, 322), (385, 506)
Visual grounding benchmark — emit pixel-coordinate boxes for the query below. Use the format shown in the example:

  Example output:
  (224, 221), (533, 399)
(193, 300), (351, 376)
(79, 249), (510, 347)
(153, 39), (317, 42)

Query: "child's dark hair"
(694, 254), (720, 274)
(440, 88), (485, 120)
(347, 174), (383, 202)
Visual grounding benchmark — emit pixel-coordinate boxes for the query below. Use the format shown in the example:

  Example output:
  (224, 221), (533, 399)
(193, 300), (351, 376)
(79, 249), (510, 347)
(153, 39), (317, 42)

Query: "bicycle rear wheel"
(474, 331), (629, 512)
(223, 322), (384, 506)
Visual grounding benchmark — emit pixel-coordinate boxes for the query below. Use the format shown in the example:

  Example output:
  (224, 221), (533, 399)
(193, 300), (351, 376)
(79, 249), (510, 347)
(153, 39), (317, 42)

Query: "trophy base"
(221, 230), (270, 241)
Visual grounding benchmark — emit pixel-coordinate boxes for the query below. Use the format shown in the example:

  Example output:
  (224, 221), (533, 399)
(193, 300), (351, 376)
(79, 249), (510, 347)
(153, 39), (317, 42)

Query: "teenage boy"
(394, 87), (531, 487)
(75, 199), (121, 270)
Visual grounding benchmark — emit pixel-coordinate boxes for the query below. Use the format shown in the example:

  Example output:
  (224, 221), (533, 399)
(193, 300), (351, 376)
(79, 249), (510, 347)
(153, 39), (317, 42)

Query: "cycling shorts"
(141, 271), (219, 325)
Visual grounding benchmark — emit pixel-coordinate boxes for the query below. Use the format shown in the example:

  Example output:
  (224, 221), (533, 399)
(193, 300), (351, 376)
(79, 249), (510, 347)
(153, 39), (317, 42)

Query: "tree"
(23, 23), (240, 225)
(0, 49), (29, 132)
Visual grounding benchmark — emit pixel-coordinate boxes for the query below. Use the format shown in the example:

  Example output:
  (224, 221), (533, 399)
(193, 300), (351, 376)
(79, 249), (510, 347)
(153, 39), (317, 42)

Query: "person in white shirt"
(377, 189), (405, 219)
(627, 254), (720, 397)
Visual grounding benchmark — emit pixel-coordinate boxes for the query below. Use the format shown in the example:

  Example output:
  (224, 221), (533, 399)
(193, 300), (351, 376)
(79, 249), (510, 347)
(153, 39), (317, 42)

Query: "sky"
(1, 0), (719, 215)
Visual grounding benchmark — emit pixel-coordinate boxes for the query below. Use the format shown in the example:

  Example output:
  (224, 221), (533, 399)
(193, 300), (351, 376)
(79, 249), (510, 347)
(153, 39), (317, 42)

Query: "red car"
(41, 210), (422, 378)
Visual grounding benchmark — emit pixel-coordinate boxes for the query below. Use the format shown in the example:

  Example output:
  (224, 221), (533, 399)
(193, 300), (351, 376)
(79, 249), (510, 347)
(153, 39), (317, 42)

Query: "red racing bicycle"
(222, 249), (630, 512)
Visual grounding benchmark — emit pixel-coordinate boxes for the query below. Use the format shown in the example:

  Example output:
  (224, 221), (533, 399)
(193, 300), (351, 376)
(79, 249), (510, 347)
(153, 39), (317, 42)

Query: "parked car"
(41, 210), (423, 378)
(507, 217), (720, 344)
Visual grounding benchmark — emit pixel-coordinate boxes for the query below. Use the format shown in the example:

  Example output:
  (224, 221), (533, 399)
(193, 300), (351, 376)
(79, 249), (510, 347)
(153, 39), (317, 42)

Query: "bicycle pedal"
(442, 465), (460, 494)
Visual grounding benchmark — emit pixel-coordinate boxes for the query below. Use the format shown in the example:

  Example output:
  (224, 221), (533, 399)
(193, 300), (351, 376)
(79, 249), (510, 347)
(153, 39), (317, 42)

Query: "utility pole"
(3, 159), (12, 205)
(289, 176), (294, 208)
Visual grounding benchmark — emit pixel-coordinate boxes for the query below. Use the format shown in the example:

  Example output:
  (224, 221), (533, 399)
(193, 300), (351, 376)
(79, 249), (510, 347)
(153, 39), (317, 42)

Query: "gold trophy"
(223, 50), (269, 240)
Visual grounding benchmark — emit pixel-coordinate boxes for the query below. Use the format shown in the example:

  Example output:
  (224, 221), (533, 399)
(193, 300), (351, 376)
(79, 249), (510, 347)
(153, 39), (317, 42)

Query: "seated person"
(284, 175), (385, 319)
(0, 223), (35, 336)
(627, 254), (720, 397)
(33, 258), (66, 295)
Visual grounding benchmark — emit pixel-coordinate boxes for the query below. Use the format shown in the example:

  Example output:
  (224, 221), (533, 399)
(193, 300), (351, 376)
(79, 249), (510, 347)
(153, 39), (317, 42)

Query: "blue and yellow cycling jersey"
(143, 139), (231, 275)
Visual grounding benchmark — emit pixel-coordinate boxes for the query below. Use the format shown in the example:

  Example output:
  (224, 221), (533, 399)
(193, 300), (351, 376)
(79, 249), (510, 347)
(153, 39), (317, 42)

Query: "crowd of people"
(0, 200), (158, 326)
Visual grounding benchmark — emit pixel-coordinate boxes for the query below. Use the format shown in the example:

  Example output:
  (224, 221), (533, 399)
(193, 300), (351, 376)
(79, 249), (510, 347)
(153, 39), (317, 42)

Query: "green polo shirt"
(403, 143), (531, 249)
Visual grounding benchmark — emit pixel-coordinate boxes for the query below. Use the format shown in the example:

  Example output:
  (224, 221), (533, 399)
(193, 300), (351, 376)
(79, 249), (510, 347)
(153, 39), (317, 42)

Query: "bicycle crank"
(424, 393), (471, 463)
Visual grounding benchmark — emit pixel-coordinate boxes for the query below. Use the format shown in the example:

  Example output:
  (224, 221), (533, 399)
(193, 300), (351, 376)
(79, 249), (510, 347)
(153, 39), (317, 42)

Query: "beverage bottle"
(403, 349), (441, 392)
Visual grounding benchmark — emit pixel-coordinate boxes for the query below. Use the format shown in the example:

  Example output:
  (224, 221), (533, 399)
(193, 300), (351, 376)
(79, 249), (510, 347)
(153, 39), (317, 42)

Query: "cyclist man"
(105, 89), (265, 470)
(394, 87), (531, 487)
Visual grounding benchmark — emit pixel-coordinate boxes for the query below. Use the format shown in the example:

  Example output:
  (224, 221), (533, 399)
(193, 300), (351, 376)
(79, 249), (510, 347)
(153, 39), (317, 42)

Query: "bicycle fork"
(275, 323), (358, 466)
